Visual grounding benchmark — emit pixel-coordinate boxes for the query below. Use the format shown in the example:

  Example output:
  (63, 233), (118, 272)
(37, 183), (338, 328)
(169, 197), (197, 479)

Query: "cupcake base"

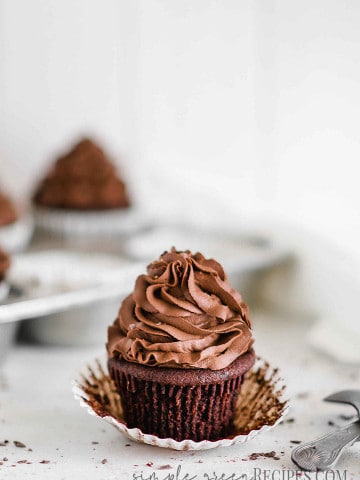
(73, 355), (289, 450)
(108, 350), (255, 442)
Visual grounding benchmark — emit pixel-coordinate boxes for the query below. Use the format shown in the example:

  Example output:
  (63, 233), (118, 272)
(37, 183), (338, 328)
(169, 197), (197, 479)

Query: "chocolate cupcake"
(0, 189), (33, 253)
(0, 247), (10, 307)
(0, 247), (17, 366)
(32, 138), (142, 238)
(0, 247), (10, 283)
(0, 190), (18, 226)
(107, 248), (255, 442)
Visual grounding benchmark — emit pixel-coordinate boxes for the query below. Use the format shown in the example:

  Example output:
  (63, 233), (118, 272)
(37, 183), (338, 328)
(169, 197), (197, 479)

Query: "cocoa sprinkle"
(14, 441), (26, 448)
(247, 451), (280, 461)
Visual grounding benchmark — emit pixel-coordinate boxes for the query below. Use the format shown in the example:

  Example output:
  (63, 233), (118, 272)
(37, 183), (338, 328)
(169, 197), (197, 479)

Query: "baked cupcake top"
(0, 190), (18, 226)
(0, 247), (10, 282)
(108, 248), (254, 370)
(33, 138), (131, 210)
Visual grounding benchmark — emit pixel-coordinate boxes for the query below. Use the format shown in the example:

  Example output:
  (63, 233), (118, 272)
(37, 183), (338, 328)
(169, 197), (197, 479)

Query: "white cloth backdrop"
(1, 0), (360, 359)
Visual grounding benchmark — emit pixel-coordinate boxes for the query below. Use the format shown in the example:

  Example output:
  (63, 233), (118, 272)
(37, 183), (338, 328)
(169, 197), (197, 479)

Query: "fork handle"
(291, 422), (360, 471)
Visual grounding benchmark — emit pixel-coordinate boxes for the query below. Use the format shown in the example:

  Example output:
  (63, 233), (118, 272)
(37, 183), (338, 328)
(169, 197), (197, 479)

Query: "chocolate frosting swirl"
(108, 249), (254, 370)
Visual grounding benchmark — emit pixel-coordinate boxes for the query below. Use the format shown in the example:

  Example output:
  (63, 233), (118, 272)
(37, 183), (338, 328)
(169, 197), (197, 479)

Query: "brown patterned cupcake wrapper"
(73, 356), (289, 451)
(109, 366), (244, 442)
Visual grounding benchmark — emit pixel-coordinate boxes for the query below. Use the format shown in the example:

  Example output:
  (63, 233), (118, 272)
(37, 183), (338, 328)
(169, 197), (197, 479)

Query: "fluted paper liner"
(0, 215), (34, 253)
(73, 356), (289, 451)
(34, 206), (145, 237)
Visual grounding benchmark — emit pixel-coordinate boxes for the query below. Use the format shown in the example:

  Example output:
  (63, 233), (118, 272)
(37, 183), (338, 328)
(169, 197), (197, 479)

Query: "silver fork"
(291, 390), (360, 471)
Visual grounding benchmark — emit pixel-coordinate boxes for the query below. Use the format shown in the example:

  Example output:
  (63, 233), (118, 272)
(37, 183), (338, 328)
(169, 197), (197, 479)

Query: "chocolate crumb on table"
(39, 460), (50, 464)
(290, 440), (302, 444)
(284, 418), (295, 424)
(245, 451), (281, 461)
(101, 459), (108, 464)
(158, 465), (172, 470)
(339, 414), (355, 421)
(14, 441), (26, 448)
(296, 392), (309, 399)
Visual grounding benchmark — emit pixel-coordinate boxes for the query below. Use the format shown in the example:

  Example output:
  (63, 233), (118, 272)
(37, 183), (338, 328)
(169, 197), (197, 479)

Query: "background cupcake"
(107, 248), (255, 442)
(33, 138), (142, 239)
(0, 188), (34, 253)
(0, 246), (17, 366)
(0, 190), (18, 226)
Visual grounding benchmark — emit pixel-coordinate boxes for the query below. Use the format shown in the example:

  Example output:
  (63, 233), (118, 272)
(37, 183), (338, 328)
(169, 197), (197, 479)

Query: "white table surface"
(0, 310), (359, 480)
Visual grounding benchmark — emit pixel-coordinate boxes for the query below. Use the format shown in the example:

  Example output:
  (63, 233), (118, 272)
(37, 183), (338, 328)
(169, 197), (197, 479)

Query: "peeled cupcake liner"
(33, 206), (148, 238)
(0, 214), (34, 253)
(73, 356), (289, 451)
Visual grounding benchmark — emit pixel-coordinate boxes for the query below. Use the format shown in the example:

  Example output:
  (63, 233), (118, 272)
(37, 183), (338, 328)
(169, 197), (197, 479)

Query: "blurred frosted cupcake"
(0, 246), (10, 297)
(0, 246), (17, 366)
(0, 189), (34, 252)
(33, 138), (141, 237)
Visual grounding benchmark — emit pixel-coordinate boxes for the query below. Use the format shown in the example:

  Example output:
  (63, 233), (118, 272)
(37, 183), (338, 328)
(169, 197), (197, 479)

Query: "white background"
(1, 0), (360, 254)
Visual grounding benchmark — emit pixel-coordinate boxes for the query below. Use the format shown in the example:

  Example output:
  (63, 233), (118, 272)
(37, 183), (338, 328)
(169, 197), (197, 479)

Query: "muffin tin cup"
(0, 214), (34, 252)
(73, 356), (289, 451)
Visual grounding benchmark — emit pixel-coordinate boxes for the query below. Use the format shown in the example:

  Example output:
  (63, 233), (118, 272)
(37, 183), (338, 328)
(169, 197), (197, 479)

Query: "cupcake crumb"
(101, 459), (108, 464)
(247, 451), (280, 461)
(14, 441), (26, 448)
(339, 414), (354, 421)
(284, 418), (295, 424)
(296, 392), (309, 399)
